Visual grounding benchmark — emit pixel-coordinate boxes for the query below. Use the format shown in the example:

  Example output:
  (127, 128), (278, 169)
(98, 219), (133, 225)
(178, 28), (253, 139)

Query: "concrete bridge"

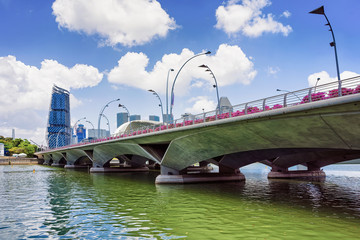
(35, 77), (360, 183)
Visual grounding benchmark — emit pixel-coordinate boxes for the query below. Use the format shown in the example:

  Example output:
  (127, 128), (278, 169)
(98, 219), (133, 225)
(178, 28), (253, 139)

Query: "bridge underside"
(36, 95), (360, 183)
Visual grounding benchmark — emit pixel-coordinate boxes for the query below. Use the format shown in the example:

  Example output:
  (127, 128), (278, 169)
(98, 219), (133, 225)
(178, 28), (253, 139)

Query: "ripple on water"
(1, 165), (360, 239)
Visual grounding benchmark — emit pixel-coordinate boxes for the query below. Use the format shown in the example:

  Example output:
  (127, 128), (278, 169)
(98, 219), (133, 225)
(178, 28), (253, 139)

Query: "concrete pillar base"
(64, 165), (90, 169)
(155, 173), (245, 184)
(51, 163), (65, 168)
(90, 167), (149, 173)
(268, 170), (326, 179)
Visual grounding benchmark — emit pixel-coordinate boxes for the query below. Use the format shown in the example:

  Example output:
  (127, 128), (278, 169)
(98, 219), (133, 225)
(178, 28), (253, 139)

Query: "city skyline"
(0, 0), (359, 145)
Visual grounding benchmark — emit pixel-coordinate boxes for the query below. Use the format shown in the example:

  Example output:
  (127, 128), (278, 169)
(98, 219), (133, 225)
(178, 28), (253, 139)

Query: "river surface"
(0, 164), (360, 239)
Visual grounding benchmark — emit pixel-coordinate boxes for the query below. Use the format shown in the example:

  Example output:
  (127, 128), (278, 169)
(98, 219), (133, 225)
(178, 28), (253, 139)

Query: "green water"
(0, 164), (360, 239)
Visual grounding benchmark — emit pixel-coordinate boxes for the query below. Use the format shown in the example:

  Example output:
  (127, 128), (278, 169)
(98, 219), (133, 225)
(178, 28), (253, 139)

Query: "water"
(0, 164), (360, 239)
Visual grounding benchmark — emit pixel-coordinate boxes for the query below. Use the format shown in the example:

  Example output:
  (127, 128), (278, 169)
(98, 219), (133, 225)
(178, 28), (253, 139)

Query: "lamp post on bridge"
(170, 51), (211, 119)
(276, 89), (302, 101)
(56, 128), (66, 148)
(101, 114), (111, 137)
(98, 99), (120, 138)
(198, 64), (221, 114)
(165, 68), (174, 123)
(72, 117), (86, 144)
(309, 6), (341, 96)
(148, 89), (164, 125)
(118, 104), (132, 134)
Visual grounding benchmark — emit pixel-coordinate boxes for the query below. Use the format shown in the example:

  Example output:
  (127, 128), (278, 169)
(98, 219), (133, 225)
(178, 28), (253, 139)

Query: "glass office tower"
(46, 85), (71, 148)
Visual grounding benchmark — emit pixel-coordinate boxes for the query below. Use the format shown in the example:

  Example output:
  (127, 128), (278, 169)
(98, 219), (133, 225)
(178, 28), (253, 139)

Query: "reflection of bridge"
(35, 77), (360, 183)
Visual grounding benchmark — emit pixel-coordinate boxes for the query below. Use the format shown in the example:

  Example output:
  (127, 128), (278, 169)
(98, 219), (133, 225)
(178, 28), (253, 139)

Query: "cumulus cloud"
(0, 55), (103, 142)
(52, 0), (177, 47)
(215, 0), (292, 37)
(0, 55), (103, 113)
(108, 44), (256, 96)
(185, 96), (217, 114)
(308, 71), (359, 87)
(267, 66), (280, 75)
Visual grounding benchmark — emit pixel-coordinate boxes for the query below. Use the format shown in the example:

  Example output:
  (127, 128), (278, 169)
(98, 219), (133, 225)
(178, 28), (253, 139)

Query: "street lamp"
(166, 68), (174, 123)
(98, 99), (120, 138)
(101, 114), (111, 137)
(56, 128), (66, 148)
(86, 120), (95, 130)
(276, 89), (301, 101)
(47, 134), (57, 149)
(72, 117), (86, 144)
(198, 64), (221, 114)
(314, 77), (321, 93)
(309, 5), (341, 96)
(148, 89), (164, 124)
(118, 104), (132, 134)
(170, 51), (211, 118)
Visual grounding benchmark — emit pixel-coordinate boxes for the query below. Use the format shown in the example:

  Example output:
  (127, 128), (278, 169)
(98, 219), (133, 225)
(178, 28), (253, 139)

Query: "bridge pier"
(64, 164), (89, 169)
(89, 166), (149, 173)
(155, 165), (245, 184)
(268, 166), (326, 180)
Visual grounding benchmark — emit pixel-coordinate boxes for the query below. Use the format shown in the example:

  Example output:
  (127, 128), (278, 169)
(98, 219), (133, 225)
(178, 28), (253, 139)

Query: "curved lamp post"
(276, 89), (301, 101)
(119, 104), (132, 134)
(56, 128), (66, 148)
(101, 114), (111, 136)
(71, 117), (86, 144)
(48, 134), (57, 149)
(170, 51), (211, 118)
(98, 99), (120, 138)
(166, 68), (174, 123)
(148, 89), (164, 124)
(198, 64), (220, 113)
(86, 120), (95, 130)
(314, 77), (321, 93)
(310, 6), (341, 96)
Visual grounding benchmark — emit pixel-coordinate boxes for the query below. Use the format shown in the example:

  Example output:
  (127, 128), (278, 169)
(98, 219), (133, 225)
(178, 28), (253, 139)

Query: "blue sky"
(0, 0), (359, 145)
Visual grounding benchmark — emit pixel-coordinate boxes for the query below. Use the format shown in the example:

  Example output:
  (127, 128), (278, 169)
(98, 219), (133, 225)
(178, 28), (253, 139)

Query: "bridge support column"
(268, 166), (325, 180)
(155, 165), (245, 184)
(64, 164), (89, 169)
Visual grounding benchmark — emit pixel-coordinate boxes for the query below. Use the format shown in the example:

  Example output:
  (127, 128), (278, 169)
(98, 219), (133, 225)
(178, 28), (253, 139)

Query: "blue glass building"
(76, 124), (86, 143)
(46, 85), (71, 148)
(117, 112), (128, 128)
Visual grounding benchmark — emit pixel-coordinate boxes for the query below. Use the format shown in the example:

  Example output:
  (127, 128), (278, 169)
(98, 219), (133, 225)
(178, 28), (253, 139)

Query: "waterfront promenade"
(0, 157), (39, 165)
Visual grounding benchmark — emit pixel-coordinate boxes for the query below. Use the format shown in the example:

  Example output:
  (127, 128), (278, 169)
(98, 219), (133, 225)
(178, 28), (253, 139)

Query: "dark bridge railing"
(42, 76), (360, 152)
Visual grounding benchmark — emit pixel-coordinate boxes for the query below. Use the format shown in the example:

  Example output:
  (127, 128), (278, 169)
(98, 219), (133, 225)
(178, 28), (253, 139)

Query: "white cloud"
(308, 71), (359, 87)
(215, 0), (292, 37)
(108, 44), (257, 96)
(185, 96), (217, 114)
(0, 55), (103, 143)
(52, 0), (177, 47)
(281, 10), (291, 18)
(267, 66), (280, 75)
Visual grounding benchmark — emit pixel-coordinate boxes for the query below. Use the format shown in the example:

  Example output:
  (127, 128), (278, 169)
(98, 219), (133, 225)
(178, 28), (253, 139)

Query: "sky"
(0, 0), (359, 146)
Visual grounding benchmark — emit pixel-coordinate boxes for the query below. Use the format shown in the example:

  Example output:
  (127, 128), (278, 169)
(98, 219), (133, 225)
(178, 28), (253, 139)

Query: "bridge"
(35, 76), (360, 183)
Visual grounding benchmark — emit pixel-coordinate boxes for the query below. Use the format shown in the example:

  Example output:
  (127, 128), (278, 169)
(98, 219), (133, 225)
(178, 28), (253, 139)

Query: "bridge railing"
(42, 76), (360, 152)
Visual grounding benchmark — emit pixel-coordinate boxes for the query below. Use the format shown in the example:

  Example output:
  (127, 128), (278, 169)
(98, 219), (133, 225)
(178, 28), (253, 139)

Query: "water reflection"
(1, 165), (360, 239)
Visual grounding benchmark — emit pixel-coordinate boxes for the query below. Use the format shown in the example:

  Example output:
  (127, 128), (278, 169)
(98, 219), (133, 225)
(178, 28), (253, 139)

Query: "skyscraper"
(46, 85), (71, 148)
(117, 112), (128, 128)
(76, 124), (86, 143)
(130, 114), (141, 121)
(149, 115), (160, 122)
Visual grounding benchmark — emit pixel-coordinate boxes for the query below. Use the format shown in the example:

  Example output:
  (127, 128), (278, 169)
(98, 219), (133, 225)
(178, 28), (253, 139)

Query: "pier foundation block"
(155, 166), (245, 184)
(268, 170), (326, 180)
(90, 167), (149, 173)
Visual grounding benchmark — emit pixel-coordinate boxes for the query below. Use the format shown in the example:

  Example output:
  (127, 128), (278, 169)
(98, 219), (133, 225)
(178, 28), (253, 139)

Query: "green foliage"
(0, 137), (37, 157)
